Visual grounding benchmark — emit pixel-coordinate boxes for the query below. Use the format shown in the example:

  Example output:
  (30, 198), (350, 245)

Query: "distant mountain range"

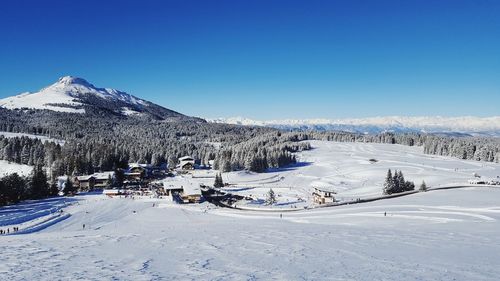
(0, 76), (198, 121)
(208, 116), (500, 137)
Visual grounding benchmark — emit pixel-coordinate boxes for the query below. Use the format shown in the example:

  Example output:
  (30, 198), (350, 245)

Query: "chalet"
(312, 187), (336, 205)
(75, 171), (114, 190)
(162, 179), (202, 203)
(180, 183), (202, 203)
(178, 156), (195, 170)
(124, 171), (144, 182)
(123, 163), (154, 182)
(75, 175), (95, 190)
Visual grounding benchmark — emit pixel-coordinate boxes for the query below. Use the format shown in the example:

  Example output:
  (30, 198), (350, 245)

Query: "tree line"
(0, 165), (57, 206)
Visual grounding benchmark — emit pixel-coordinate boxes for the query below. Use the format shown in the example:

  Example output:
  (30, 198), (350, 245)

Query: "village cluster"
(61, 156), (204, 204)
(54, 153), (344, 208)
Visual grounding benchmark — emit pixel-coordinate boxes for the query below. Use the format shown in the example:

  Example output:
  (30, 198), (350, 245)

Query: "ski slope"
(1, 187), (500, 280)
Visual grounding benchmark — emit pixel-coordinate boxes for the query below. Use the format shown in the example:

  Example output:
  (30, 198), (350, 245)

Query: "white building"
(312, 187), (336, 205)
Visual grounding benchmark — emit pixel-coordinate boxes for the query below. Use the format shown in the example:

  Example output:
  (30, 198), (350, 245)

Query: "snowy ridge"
(209, 116), (500, 136)
(0, 76), (147, 114)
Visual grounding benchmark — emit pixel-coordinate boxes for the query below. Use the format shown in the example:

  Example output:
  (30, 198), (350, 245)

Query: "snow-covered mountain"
(209, 116), (500, 136)
(0, 76), (191, 120)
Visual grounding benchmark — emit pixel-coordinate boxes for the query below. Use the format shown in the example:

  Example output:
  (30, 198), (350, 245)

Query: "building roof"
(179, 156), (194, 161)
(129, 163), (153, 169)
(76, 171), (114, 181)
(182, 182), (201, 196)
(163, 182), (184, 190)
(161, 178), (201, 195)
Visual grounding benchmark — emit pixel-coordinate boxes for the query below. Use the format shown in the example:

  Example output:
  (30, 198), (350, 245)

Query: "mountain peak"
(55, 76), (94, 87)
(0, 76), (193, 121)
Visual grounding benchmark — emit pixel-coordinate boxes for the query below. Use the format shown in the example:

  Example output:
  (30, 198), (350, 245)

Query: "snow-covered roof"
(76, 175), (94, 181)
(179, 156), (194, 161)
(77, 171), (114, 181)
(163, 182), (184, 190)
(182, 183), (202, 196)
(129, 163), (153, 169)
(161, 178), (201, 195)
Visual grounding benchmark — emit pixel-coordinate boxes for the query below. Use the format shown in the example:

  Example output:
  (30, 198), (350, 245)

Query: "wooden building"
(75, 171), (114, 190)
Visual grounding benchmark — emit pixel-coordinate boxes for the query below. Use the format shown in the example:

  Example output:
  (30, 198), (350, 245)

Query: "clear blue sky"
(0, 0), (499, 119)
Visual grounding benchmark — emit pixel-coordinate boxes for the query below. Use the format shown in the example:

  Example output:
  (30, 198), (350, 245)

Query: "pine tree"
(1, 173), (25, 204)
(397, 170), (406, 192)
(383, 169), (394, 195)
(49, 182), (59, 196)
(265, 188), (277, 205)
(64, 176), (75, 195)
(214, 173), (224, 188)
(30, 165), (49, 199)
(419, 181), (427, 192)
(405, 181), (415, 191)
(106, 175), (113, 188)
(114, 168), (125, 187)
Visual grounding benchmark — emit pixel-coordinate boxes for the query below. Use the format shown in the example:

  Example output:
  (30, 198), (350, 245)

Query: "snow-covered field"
(2, 141), (500, 280)
(1, 187), (500, 280)
(0, 160), (33, 177)
(220, 141), (500, 206)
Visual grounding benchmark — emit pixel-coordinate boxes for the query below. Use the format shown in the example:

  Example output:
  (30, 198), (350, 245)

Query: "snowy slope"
(209, 116), (500, 136)
(0, 76), (146, 114)
(0, 160), (33, 177)
(217, 140), (500, 205)
(1, 187), (500, 280)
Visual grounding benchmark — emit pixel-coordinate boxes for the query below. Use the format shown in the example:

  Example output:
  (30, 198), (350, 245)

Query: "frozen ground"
(1, 187), (500, 280)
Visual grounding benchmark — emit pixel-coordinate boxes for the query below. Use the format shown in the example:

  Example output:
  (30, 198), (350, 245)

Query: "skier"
(83, 224), (86, 230)
(384, 212), (387, 217)
(280, 213), (282, 219)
